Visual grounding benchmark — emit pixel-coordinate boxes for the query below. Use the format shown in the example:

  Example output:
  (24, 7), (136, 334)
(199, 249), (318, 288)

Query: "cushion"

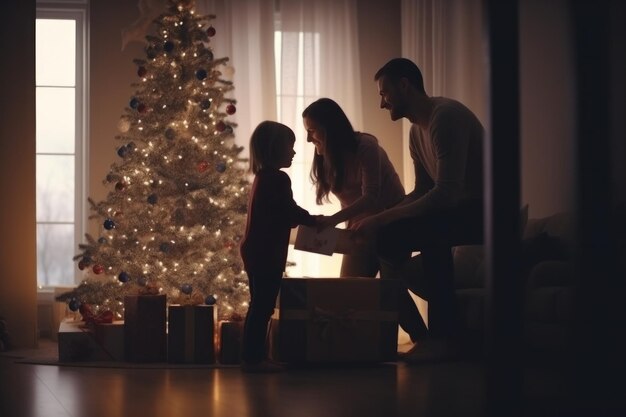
(521, 232), (568, 273)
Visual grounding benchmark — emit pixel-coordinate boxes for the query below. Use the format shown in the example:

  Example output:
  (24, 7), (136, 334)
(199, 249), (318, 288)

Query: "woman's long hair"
(302, 98), (358, 204)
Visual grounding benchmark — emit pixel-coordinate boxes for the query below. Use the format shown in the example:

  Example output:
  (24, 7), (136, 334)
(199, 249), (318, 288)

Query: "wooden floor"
(0, 339), (603, 417)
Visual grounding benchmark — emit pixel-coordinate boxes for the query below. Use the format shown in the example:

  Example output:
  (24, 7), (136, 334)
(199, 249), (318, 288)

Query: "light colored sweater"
(332, 133), (405, 227)
(408, 97), (484, 214)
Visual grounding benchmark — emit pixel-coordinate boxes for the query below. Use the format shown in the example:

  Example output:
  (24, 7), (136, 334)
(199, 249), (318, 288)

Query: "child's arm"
(275, 171), (316, 227)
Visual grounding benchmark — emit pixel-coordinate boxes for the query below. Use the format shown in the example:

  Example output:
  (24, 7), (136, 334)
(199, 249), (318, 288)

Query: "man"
(356, 58), (484, 362)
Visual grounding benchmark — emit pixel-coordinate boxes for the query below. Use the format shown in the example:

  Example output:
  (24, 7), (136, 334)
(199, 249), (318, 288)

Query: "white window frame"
(36, 0), (89, 289)
(273, 14), (343, 278)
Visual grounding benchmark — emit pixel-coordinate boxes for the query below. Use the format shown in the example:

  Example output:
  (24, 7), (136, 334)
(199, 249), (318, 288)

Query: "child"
(239, 121), (316, 373)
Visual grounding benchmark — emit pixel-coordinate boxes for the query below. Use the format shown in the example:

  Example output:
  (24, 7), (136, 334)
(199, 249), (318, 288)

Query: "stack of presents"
(58, 277), (400, 365)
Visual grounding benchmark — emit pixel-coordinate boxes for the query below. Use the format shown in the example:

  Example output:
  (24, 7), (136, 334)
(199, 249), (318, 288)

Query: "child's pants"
(242, 267), (283, 364)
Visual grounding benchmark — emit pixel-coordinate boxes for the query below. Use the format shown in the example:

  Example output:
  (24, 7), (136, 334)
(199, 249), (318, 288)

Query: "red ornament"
(216, 121), (226, 132)
(226, 104), (236, 115)
(115, 181), (126, 191)
(78, 260), (86, 270)
(137, 103), (147, 113)
(137, 66), (147, 77)
(92, 264), (105, 274)
(197, 161), (209, 173)
(207, 26), (216, 37)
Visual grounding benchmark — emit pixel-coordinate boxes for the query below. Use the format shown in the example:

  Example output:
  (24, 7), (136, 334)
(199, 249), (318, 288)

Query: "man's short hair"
(374, 58), (426, 94)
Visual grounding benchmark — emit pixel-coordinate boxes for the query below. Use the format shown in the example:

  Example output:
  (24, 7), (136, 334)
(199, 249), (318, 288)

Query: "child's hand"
(315, 215), (336, 232)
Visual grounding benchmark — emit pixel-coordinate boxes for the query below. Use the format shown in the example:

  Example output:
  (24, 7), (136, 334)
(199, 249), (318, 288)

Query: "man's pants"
(376, 201), (483, 342)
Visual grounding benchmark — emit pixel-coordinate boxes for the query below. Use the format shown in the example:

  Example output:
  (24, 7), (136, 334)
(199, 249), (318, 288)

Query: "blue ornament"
(195, 69), (208, 80)
(159, 242), (170, 253)
(146, 47), (157, 60)
(181, 284), (193, 295)
(163, 40), (175, 53)
(164, 128), (176, 140)
(103, 218), (115, 230)
(117, 146), (128, 158)
(205, 294), (217, 305)
(68, 299), (80, 312)
(129, 97), (139, 109)
(147, 194), (158, 205)
(216, 162), (226, 173)
(97, 237), (107, 244)
(118, 271), (130, 283)
(200, 99), (211, 110)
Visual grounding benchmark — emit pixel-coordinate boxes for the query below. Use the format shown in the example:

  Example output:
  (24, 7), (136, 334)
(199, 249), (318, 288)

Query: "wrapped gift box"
(168, 304), (216, 364)
(275, 277), (399, 363)
(124, 294), (167, 362)
(217, 320), (244, 364)
(58, 320), (124, 362)
(93, 320), (125, 361)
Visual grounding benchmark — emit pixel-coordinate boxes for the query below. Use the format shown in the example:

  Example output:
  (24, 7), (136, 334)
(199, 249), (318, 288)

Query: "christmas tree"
(57, 0), (250, 320)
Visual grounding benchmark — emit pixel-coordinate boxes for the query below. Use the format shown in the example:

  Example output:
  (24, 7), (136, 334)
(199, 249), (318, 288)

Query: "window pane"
(36, 19), (76, 86)
(37, 224), (75, 287)
(37, 155), (74, 222)
(36, 87), (75, 153)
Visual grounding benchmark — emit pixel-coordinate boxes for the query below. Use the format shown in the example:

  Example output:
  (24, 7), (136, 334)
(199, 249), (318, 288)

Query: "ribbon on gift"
(311, 306), (356, 341)
(281, 307), (397, 323)
(79, 304), (114, 326)
(280, 306), (398, 362)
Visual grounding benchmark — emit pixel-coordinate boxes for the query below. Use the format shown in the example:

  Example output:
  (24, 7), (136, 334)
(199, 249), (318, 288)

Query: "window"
(274, 27), (343, 278)
(36, 3), (88, 287)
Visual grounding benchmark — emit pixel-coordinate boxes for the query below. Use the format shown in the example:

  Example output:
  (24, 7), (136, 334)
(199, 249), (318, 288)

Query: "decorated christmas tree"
(57, 0), (250, 321)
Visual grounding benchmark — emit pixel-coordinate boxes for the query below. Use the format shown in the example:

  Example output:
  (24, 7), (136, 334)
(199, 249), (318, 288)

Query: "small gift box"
(93, 320), (125, 361)
(217, 319), (244, 364)
(58, 320), (124, 362)
(275, 277), (399, 363)
(124, 294), (167, 362)
(167, 304), (217, 364)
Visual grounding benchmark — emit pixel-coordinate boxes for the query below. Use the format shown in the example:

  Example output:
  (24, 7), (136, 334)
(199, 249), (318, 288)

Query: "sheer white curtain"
(196, 0), (277, 155)
(400, 0), (487, 187)
(399, 0), (487, 336)
(276, 0), (362, 277)
(197, 0), (362, 277)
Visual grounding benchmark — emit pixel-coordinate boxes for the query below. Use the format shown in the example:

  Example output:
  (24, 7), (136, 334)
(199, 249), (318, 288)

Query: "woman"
(303, 97), (405, 277)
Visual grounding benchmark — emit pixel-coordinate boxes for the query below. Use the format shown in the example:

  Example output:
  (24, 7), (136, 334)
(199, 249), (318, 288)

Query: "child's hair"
(248, 121), (296, 174)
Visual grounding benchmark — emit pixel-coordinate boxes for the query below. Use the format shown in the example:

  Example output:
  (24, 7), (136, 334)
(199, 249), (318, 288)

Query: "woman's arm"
(322, 136), (383, 227)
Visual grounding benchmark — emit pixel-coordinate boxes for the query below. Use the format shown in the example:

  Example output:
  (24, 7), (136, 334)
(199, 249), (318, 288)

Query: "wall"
(519, 0), (576, 218)
(88, 0), (147, 236)
(610, 1), (626, 206)
(357, 0), (404, 182)
(0, 2), (38, 348)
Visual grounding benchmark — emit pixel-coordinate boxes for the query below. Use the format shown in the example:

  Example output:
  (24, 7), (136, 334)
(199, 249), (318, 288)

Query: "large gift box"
(167, 304), (216, 364)
(124, 294), (167, 362)
(58, 320), (124, 362)
(274, 277), (399, 363)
